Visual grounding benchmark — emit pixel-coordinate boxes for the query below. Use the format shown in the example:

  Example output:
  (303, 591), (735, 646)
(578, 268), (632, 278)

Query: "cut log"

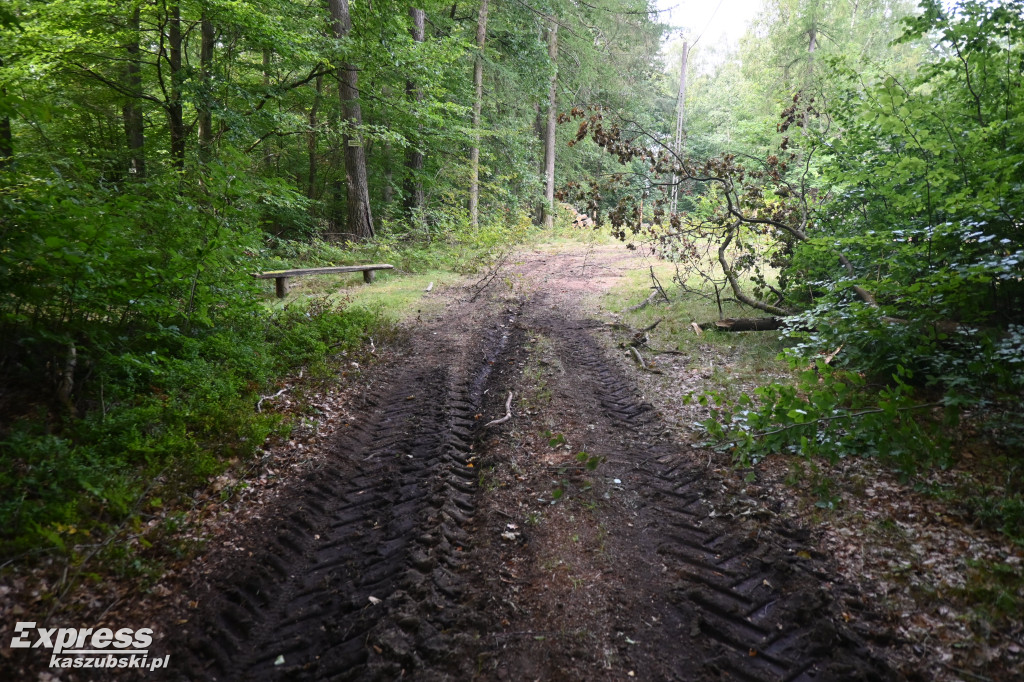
(704, 317), (785, 332)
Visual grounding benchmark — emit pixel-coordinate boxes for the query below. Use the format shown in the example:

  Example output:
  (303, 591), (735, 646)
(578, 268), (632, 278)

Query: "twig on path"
(941, 665), (995, 682)
(646, 347), (685, 356)
(629, 347), (664, 374)
(256, 388), (288, 413)
(470, 250), (511, 302)
(639, 318), (662, 333)
(577, 241), (595, 277)
(485, 392), (514, 427)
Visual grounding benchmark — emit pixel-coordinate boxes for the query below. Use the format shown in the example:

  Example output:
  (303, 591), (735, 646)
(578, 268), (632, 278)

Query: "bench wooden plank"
(252, 264), (394, 298)
(252, 264), (394, 279)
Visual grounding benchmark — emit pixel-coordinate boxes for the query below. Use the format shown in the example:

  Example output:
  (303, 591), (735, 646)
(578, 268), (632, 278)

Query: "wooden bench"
(252, 264), (394, 298)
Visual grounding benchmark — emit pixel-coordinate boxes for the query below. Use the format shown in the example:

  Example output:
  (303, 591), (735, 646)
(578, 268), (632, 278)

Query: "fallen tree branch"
(623, 290), (658, 313)
(470, 250), (511, 302)
(639, 318), (662, 333)
(650, 266), (670, 303)
(646, 347), (686, 355)
(256, 388), (288, 413)
(701, 317), (785, 332)
(485, 392), (514, 427)
(718, 223), (793, 317)
(628, 347), (663, 373)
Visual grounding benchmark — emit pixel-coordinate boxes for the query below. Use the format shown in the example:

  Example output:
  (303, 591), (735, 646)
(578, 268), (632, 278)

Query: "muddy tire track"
(530, 306), (896, 681)
(155, 248), (899, 681)
(163, 308), (522, 681)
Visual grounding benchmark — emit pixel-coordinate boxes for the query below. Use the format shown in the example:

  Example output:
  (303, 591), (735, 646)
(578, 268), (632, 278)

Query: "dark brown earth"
(148, 247), (896, 681)
(3, 246), (903, 681)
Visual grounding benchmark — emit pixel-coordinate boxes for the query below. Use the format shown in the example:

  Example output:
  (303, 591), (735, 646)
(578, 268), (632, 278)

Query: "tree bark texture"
(198, 11), (215, 161)
(329, 0), (374, 239)
(469, 0), (489, 228)
(381, 87), (394, 207)
(803, 25), (817, 131)
(669, 40), (688, 214)
(404, 8), (426, 217)
(308, 74), (322, 200)
(122, 7), (146, 178)
(0, 57), (13, 166)
(532, 100), (544, 224)
(541, 21), (558, 229)
(167, 2), (185, 166)
(718, 222), (792, 317)
(0, 104), (10, 165)
(702, 317), (785, 332)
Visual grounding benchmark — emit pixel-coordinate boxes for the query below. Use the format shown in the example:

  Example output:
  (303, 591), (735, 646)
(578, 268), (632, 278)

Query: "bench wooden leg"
(363, 269), (375, 284)
(275, 276), (290, 298)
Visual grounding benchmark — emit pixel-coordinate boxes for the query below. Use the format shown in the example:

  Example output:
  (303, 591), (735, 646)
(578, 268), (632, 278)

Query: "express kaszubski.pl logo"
(10, 622), (169, 671)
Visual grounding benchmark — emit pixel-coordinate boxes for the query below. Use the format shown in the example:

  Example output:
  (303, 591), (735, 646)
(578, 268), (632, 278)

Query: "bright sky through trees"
(657, 0), (764, 47)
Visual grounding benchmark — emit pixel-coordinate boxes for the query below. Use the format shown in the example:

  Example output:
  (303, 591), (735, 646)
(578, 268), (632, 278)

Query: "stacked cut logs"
(559, 202), (595, 228)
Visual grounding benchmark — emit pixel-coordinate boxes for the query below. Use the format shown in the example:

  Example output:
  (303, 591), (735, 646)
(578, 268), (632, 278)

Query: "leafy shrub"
(0, 161), (392, 559)
(697, 358), (953, 475)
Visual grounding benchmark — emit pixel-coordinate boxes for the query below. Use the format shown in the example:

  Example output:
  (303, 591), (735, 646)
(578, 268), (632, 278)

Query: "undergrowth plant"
(0, 291), (388, 561)
(696, 359), (953, 474)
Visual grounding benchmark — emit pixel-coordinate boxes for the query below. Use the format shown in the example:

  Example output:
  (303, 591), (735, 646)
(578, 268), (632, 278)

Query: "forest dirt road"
(156, 244), (896, 681)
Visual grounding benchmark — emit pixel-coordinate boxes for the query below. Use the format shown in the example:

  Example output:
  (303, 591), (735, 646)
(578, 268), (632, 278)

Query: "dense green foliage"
(3, 0), (1021, 558)
(0, 0), (665, 559)
(562, 0), (1024, 539)
(739, 0), (1024, 454)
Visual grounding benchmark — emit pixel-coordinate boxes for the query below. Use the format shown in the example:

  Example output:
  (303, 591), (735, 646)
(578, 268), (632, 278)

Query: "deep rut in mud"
(498, 306), (895, 681)
(161, 260), (896, 681)
(165, 307), (523, 681)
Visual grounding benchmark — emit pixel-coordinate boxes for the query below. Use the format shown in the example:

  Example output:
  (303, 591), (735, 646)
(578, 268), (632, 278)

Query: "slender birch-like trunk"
(468, 0), (489, 228)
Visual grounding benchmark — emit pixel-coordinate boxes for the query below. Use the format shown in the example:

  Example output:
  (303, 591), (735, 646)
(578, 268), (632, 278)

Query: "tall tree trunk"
(197, 11), (215, 162)
(168, 2), (185, 167)
(541, 22), (558, 229)
(262, 49), (276, 169)
(0, 105), (10, 166)
(532, 100), (544, 225)
(0, 57), (13, 167)
(803, 25), (817, 131)
(669, 40), (689, 214)
(404, 8), (426, 217)
(382, 87), (394, 208)
(123, 7), (146, 178)
(329, 0), (374, 239)
(468, 0), (489, 228)
(308, 74), (322, 201)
